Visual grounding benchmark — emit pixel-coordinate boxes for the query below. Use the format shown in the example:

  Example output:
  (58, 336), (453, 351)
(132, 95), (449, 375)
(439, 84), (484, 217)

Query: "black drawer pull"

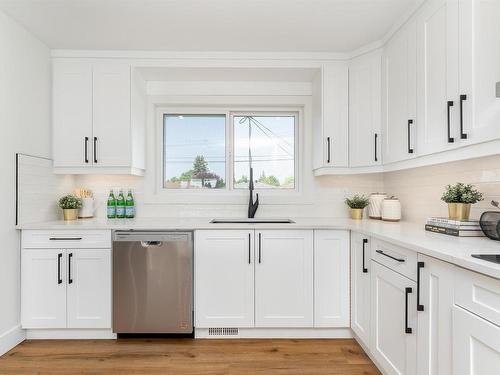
(405, 287), (413, 334)
(362, 239), (368, 273)
(57, 253), (62, 284)
(374, 133), (378, 162)
(49, 237), (82, 241)
(68, 253), (73, 284)
(447, 101), (455, 143)
(417, 262), (424, 311)
(258, 233), (262, 264)
(84, 137), (89, 163)
(460, 94), (468, 139)
(248, 233), (251, 264)
(326, 137), (331, 164)
(408, 120), (414, 154)
(93, 137), (98, 163)
(376, 249), (405, 263)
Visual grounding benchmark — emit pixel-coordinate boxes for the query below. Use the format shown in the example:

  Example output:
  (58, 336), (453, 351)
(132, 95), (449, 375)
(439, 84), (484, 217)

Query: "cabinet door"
(453, 305), (500, 375)
(67, 249), (111, 328)
(92, 63), (131, 167)
(383, 20), (417, 164)
(350, 233), (371, 347)
(21, 249), (67, 328)
(416, 254), (454, 375)
(314, 230), (349, 327)
(255, 230), (313, 327)
(195, 230), (254, 328)
(322, 63), (349, 167)
(349, 52), (382, 167)
(459, 0), (500, 144)
(371, 261), (417, 375)
(53, 61), (93, 168)
(416, 0), (460, 155)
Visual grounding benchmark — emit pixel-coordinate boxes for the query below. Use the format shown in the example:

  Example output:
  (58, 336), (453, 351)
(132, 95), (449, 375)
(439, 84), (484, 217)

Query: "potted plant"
(441, 183), (483, 221)
(345, 195), (370, 220)
(59, 195), (83, 221)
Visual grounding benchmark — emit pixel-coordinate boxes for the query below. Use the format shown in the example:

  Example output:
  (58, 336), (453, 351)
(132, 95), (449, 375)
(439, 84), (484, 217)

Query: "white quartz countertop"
(18, 217), (500, 279)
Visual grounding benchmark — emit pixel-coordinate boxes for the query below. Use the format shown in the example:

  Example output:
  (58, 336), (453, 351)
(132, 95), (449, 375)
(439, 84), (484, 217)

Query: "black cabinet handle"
(49, 237), (82, 241)
(362, 239), (368, 273)
(326, 137), (331, 164)
(93, 137), (98, 163)
(68, 253), (73, 284)
(405, 287), (413, 334)
(447, 101), (455, 143)
(408, 120), (414, 154)
(460, 94), (468, 139)
(417, 262), (424, 311)
(84, 137), (89, 163)
(57, 253), (62, 284)
(248, 233), (251, 264)
(374, 134), (378, 162)
(258, 232), (262, 264)
(376, 249), (405, 263)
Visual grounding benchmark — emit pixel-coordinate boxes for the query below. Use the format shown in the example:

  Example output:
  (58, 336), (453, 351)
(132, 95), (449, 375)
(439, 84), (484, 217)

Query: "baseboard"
(195, 327), (352, 339)
(351, 331), (387, 375)
(0, 325), (26, 356)
(26, 329), (116, 340)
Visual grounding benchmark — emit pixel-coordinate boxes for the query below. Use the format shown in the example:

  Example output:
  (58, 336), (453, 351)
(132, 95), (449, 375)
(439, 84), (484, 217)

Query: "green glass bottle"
(116, 189), (126, 219)
(125, 190), (135, 219)
(106, 190), (116, 219)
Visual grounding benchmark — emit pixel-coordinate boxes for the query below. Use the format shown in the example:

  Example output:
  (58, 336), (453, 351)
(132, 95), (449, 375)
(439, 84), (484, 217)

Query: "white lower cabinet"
(416, 254), (454, 375)
(194, 230), (254, 328)
(21, 248), (111, 329)
(255, 230), (313, 327)
(371, 260), (417, 375)
(350, 232), (371, 347)
(453, 305), (500, 375)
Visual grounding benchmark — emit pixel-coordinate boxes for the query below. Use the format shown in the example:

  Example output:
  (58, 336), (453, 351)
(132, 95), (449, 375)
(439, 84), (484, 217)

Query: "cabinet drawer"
(371, 238), (417, 281)
(455, 267), (500, 327)
(22, 230), (111, 249)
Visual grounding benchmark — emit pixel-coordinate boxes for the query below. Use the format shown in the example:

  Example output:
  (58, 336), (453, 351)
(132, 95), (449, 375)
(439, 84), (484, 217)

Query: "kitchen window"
(163, 111), (298, 191)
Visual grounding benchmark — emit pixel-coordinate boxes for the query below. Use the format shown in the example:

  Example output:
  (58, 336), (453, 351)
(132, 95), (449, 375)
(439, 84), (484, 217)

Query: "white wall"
(0, 10), (51, 354)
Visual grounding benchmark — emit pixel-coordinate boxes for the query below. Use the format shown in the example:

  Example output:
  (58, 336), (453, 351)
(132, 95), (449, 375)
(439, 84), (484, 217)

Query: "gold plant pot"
(351, 208), (364, 220)
(63, 209), (79, 221)
(448, 203), (471, 221)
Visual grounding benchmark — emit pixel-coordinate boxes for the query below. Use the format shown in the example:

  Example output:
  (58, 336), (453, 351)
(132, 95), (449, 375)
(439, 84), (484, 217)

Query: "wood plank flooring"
(0, 338), (380, 375)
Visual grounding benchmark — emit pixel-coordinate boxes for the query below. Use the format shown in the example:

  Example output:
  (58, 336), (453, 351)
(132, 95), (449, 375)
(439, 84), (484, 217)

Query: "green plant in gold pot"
(59, 195), (82, 221)
(345, 195), (370, 220)
(441, 183), (483, 221)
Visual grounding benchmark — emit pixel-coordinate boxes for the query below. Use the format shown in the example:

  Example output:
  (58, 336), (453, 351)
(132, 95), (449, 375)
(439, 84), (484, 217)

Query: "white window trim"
(150, 105), (304, 204)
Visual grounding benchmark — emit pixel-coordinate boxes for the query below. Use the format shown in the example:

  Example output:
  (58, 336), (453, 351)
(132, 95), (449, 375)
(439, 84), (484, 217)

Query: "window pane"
(164, 114), (226, 189)
(233, 115), (295, 189)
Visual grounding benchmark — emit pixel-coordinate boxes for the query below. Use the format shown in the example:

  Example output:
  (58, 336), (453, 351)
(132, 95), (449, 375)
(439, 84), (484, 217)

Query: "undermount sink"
(210, 218), (295, 224)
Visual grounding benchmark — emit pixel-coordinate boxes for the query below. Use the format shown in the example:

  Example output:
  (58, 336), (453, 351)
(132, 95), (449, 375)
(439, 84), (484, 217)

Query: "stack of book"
(425, 217), (484, 237)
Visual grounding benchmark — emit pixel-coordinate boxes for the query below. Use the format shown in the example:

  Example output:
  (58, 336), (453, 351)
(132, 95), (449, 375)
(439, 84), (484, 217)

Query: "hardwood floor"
(0, 338), (380, 375)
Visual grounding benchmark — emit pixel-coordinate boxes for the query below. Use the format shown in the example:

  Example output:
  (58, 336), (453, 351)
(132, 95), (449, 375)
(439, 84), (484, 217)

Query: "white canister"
(368, 193), (387, 219)
(78, 197), (94, 218)
(382, 197), (401, 222)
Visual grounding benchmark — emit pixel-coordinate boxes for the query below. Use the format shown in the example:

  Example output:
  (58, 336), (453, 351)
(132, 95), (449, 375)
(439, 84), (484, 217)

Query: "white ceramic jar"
(382, 197), (401, 222)
(368, 193), (387, 219)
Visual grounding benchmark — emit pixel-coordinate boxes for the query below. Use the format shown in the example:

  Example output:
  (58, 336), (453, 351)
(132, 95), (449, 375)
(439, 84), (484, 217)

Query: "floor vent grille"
(208, 328), (239, 336)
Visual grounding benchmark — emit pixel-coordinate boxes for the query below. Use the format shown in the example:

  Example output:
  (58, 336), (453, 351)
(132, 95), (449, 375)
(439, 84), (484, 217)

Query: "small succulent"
(345, 195), (370, 209)
(59, 195), (83, 210)
(441, 183), (483, 204)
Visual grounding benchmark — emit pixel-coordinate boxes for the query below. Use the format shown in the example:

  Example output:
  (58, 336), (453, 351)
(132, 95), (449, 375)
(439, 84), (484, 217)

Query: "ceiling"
(0, 0), (420, 52)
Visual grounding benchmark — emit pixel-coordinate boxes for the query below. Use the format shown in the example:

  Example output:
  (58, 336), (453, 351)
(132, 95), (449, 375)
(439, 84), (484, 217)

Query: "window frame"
(154, 105), (302, 201)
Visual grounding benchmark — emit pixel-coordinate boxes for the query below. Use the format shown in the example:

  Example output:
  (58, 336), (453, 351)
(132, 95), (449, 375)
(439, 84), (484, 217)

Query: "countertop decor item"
(368, 192), (387, 219)
(382, 197), (401, 222)
(345, 195), (369, 220)
(441, 183), (483, 221)
(58, 194), (82, 221)
(479, 201), (500, 241)
(74, 188), (94, 218)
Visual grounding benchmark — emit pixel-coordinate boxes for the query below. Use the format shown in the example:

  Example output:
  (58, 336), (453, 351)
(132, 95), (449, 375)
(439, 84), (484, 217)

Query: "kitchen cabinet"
(371, 260), (417, 375)
(52, 59), (145, 175)
(255, 230), (313, 327)
(21, 248), (111, 329)
(416, 254), (454, 375)
(194, 230), (255, 328)
(312, 62), (349, 170)
(349, 51), (382, 167)
(453, 305), (500, 375)
(350, 233), (371, 347)
(382, 20), (417, 164)
(313, 230), (349, 327)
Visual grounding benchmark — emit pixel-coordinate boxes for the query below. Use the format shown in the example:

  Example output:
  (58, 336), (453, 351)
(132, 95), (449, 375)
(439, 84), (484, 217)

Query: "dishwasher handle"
(141, 241), (163, 248)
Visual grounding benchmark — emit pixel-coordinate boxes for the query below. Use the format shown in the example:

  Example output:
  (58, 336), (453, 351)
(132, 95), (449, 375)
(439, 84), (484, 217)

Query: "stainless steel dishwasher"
(112, 231), (193, 334)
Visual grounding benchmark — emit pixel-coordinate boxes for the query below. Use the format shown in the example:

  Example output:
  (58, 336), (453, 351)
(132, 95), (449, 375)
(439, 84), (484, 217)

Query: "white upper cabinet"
(255, 230), (313, 327)
(459, 0), (500, 144)
(383, 20), (417, 164)
(313, 62), (349, 170)
(52, 60), (146, 175)
(349, 51), (382, 167)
